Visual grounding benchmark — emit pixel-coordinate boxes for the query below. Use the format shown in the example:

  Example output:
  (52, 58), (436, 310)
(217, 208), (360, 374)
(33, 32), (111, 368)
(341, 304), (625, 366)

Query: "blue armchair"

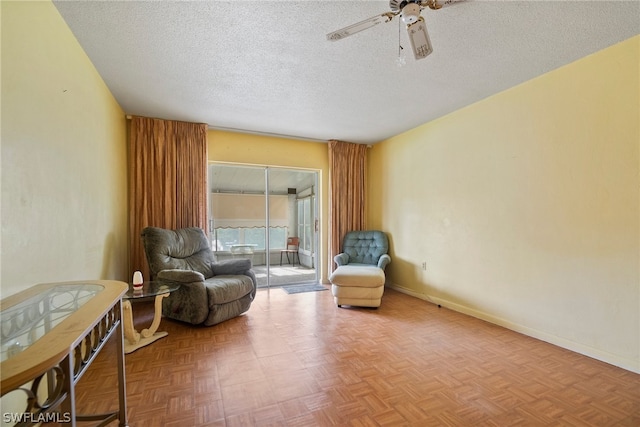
(330, 230), (391, 308)
(334, 230), (391, 270)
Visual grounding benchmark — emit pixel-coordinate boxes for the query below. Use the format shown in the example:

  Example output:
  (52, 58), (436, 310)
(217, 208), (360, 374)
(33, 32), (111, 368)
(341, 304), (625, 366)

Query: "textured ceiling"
(53, 0), (639, 144)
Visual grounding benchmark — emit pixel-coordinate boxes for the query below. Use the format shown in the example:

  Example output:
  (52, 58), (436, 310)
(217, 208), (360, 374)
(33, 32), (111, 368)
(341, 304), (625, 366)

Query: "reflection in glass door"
(208, 165), (266, 276)
(209, 163), (318, 288)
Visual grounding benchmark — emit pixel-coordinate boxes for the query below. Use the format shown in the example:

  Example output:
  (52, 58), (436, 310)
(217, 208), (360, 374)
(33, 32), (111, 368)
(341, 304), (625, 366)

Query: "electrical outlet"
(421, 261), (427, 270)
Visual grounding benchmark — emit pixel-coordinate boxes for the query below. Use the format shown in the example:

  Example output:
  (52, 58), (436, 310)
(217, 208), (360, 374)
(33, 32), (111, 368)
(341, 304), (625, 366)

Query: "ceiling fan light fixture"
(401, 3), (421, 24)
(407, 17), (433, 60)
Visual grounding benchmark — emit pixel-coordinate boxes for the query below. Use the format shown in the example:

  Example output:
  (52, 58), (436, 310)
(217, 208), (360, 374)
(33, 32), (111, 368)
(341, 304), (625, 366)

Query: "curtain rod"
(125, 115), (374, 146)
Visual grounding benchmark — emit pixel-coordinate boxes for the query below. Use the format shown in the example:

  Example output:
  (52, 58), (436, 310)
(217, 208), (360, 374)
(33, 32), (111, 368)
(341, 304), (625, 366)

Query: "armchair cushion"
(142, 227), (215, 278)
(206, 276), (255, 305)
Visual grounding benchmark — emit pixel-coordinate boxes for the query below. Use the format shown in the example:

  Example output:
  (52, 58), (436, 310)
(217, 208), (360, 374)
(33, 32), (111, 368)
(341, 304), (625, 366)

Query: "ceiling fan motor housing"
(389, 0), (421, 12)
(401, 3), (421, 24)
(390, 0), (423, 24)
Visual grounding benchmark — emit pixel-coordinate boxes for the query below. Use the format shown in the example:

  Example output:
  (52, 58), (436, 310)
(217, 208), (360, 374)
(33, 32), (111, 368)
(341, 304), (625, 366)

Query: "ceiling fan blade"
(327, 12), (396, 41)
(407, 17), (433, 60)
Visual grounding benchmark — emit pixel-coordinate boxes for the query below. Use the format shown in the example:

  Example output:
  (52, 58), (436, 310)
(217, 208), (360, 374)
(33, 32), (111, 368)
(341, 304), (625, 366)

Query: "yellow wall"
(1, 1), (128, 297)
(208, 131), (330, 282)
(369, 36), (640, 372)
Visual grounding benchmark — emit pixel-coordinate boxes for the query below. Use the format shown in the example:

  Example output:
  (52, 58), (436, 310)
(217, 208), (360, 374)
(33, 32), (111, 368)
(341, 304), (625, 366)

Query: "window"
(212, 227), (287, 251)
(297, 197), (313, 252)
(212, 228), (239, 251)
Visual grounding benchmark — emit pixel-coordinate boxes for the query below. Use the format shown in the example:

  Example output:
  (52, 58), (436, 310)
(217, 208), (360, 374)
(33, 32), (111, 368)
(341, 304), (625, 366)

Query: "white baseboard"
(387, 283), (639, 374)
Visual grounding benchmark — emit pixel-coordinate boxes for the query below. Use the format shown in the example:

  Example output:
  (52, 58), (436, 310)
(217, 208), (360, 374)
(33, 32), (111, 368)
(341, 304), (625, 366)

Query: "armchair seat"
(205, 275), (254, 304)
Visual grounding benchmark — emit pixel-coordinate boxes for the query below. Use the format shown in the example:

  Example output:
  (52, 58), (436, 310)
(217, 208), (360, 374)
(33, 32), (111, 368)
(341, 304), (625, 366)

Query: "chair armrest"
(377, 254), (391, 271)
(157, 269), (208, 325)
(157, 269), (205, 283)
(211, 258), (252, 276)
(334, 253), (350, 267)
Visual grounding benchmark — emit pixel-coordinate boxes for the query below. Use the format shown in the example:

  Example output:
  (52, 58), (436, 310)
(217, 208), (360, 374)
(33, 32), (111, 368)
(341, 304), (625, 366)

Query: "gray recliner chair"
(141, 226), (257, 326)
(330, 230), (391, 308)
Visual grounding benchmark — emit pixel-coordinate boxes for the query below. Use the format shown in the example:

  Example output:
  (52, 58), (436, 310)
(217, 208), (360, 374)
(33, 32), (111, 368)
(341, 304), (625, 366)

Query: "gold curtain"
(129, 116), (208, 279)
(328, 139), (367, 273)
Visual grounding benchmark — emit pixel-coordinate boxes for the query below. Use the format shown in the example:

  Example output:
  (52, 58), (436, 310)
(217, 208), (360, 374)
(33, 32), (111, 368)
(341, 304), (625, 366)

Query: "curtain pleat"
(176, 121), (208, 227)
(129, 116), (207, 280)
(328, 140), (367, 273)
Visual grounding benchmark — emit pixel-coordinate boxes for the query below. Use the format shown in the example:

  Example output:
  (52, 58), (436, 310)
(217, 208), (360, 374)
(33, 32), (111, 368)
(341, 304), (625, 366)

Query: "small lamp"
(132, 270), (144, 290)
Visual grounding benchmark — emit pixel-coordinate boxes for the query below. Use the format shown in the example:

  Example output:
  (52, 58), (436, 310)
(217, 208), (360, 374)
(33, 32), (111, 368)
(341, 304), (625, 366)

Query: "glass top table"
(0, 280), (128, 425)
(124, 281), (180, 300)
(121, 281), (181, 354)
(1, 283), (104, 362)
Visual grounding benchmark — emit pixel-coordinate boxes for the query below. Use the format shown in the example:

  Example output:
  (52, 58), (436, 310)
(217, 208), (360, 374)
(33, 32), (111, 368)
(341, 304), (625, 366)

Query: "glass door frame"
(208, 162), (319, 288)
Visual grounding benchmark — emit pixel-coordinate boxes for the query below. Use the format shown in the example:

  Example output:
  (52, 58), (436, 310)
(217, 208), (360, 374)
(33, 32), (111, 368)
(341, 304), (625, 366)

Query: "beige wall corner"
(369, 36), (640, 373)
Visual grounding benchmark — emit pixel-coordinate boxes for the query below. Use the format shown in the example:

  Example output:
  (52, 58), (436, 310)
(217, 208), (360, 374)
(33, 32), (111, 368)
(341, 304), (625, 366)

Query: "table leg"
(123, 293), (170, 354)
(115, 304), (129, 427)
(122, 300), (140, 345)
(141, 293), (169, 338)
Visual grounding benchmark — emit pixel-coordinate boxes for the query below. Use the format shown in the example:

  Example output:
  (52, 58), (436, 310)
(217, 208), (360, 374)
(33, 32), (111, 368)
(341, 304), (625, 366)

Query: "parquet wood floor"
(68, 288), (639, 426)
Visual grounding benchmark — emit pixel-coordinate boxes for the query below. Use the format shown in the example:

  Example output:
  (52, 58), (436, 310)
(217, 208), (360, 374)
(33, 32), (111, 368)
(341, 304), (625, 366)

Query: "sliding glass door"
(208, 163), (318, 288)
(208, 164), (266, 268)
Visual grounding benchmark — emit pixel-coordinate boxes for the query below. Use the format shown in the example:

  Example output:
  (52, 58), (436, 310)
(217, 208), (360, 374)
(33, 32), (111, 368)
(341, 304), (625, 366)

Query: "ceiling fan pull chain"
(397, 18), (406, 67)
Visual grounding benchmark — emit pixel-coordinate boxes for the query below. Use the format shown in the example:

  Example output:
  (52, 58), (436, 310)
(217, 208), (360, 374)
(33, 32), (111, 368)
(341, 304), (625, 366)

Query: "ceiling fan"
(327, 0), (464, 60)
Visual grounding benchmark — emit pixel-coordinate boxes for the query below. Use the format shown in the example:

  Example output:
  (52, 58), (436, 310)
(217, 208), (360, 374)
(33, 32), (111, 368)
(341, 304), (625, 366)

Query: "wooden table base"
(122, 292), (169, 354)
